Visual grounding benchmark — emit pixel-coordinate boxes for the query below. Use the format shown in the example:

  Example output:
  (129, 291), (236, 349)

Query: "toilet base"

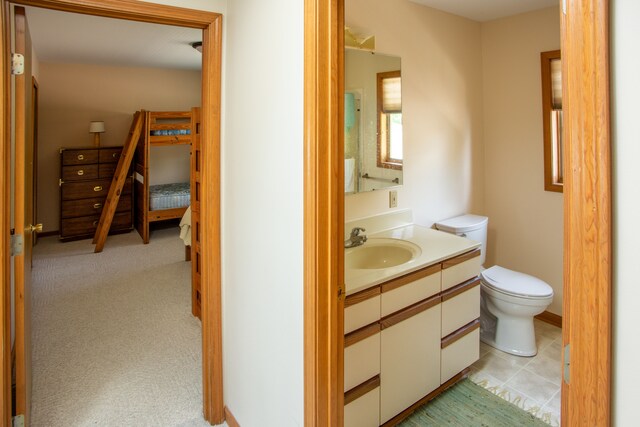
(480, 296), (539, 357)
(479, 333), (537, 357)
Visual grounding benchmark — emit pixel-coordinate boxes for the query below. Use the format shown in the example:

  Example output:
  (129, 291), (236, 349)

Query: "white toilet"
(435, 214), (553, 357)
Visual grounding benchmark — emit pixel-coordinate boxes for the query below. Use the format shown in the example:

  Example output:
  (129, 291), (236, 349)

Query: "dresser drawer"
(99, 163), (117, 178)
(441, 249), (482, 291)
(61, 195), (131, 219)
(344, 383), (380, 427)
(345, 329), (380, 392)
(441, 323), (480, 383)
(60, 211), (131, 238)
(381, 264), (441, 317)
(62, 149), (99, 166)
(99, 147), (122, 163)
(62, 164), (99, 181)
(345, 287), (380, 334)
(441, 278), (481, 338)
(61, 178), (132, 201)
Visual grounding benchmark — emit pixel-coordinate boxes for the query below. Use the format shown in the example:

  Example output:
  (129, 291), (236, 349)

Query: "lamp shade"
(89, 121), (105, 133)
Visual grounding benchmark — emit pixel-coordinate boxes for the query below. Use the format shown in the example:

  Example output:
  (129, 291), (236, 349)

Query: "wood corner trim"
(224, 406), (241, 427)
(535, 310), (562, 329)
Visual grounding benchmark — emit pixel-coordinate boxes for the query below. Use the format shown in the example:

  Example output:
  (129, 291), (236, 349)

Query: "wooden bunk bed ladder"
(93, 111), (144, 253)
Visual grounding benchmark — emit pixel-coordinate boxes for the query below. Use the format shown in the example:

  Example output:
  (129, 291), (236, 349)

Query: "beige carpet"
(30, 228), (213, 427)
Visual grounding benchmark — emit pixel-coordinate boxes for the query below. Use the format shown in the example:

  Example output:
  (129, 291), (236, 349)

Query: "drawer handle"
(112, 153), (118, 158)
(93, 186), (103, 192)
(93, 203), (102, 209)
(93, 220), (98, 226)
(77, 154), (84, 160)
(77, 170), (84, 176)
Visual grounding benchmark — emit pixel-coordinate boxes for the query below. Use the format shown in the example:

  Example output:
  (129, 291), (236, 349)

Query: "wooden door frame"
(0, 1), (224, 425)
(303, 1), (612, 426)
(560, 1), (611, 425)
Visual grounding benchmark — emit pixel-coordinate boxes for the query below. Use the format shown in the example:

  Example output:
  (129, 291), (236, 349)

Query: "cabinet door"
(380, 297), (441, 424)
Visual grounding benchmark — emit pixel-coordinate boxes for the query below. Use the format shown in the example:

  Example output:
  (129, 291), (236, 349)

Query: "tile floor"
(469, 319), (562, 426)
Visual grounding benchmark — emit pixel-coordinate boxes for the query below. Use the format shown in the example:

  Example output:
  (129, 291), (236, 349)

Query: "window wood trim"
(541, 49), (563, 193)
(377, 70), (402, 170)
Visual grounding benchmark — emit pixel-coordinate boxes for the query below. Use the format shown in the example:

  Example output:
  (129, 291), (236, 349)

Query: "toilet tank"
(435, 214), (488, 266)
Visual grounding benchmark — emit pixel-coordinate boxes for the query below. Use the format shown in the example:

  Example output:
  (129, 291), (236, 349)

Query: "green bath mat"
(398, 378), (549, 427)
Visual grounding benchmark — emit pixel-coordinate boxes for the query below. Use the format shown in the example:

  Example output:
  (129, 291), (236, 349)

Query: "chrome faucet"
(345, 227), (367, 248)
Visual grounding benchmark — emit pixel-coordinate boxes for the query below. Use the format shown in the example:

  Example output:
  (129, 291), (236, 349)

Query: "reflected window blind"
(551, 58), (562, 109)
(382, 76), (402, 113)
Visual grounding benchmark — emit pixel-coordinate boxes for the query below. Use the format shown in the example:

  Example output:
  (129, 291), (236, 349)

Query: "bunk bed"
(134, 110), (195, 244)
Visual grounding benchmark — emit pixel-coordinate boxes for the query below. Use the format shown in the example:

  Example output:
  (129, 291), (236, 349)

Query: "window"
(541, 50), (563, 192)
(377, 70), (402, 170)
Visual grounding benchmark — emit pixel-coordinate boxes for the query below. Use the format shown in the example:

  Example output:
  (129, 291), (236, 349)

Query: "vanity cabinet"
(344, 247), (482, 427)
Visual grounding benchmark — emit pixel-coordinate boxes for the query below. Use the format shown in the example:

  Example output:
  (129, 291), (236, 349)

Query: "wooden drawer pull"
(77, 170), (84, 176)
(93, 203), (102, 209)
(112, 153), (118, 158)
(77, 154), (84, 160)
(93, 186), (103, 192)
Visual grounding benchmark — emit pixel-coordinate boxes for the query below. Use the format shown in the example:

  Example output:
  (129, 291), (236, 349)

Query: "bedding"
(149, 182), (190, 211)
(179, 206), (191, 246)
(150, 129), (191, 136)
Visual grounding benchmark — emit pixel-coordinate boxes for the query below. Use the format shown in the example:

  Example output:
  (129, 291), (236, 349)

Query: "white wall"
(612, 0), (640, 424)
(481, 7), (563, 315)
(222, 0), (304, 425)
(344, 0), (485, 225)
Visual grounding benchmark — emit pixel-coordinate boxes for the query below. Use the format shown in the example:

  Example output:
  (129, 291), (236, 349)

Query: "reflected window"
(377, 70), (402, 170)
(541, 50), (563, 192)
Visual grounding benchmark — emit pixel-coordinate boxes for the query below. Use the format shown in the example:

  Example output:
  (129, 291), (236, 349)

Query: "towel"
(345, 158), (356, 193)
(179, 206), (192, 246)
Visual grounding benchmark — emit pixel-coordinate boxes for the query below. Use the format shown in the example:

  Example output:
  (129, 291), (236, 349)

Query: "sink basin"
(345, 238), (422, 270)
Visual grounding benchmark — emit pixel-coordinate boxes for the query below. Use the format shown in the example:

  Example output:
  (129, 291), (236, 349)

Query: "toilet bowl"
(435, 214), (554, 357)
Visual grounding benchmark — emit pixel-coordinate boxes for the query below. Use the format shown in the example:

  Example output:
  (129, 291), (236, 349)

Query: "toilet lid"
(481, 266), (553, 298)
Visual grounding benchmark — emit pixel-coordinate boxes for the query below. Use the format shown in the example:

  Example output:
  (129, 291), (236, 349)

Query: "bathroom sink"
(345, 238), (422, 270)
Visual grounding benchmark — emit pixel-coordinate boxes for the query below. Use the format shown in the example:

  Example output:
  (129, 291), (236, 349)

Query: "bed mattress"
(149, 182), (190, 211)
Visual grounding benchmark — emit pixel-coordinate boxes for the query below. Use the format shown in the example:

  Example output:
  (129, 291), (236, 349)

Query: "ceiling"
(24, 6), (202, 71)
(408, 0), (559, 22)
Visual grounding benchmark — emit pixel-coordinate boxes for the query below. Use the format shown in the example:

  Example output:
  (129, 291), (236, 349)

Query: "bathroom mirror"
(345, 49), (403, 194)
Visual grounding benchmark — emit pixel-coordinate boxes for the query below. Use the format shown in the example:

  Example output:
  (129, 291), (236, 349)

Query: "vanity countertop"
(345, 224), (481, 296)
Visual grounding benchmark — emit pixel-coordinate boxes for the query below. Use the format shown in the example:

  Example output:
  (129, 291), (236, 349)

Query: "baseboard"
(224, 406), (240, 427)
(38, 230), (59, 238)
(535, 310), (562, 328)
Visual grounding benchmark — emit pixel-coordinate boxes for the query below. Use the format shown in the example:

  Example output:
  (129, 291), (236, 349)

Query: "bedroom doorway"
(0, 1), (223, 425)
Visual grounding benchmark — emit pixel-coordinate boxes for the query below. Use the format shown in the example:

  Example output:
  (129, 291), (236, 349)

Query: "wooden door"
(13, 6), (36, 424)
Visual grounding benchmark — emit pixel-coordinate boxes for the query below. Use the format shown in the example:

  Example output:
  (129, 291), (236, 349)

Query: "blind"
(382, 76), (402, 113)
(551, 58), (562, 109)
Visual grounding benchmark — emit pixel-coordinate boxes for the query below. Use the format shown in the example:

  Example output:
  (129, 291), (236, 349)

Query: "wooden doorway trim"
(0, 0), (224, 424)
(303, 0), (345, 425)
(561, 1), (611, 425)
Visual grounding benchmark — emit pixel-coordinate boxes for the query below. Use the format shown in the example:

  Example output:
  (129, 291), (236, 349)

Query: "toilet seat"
(481, 266), (553, 300)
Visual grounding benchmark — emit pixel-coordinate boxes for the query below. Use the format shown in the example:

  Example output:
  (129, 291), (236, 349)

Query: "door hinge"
(11, 53), (24, 75)
(338, 283), (345, 300)
(59, 178), (64, 186)
(12, 414), (24, 427)
(563, 343), (570, 384)
(10, 233), (24, 256)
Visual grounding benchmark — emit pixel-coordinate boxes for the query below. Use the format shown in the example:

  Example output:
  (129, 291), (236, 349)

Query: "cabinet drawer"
(62, 149), (99, 166)
(441, 324), (480, 383)
(62, 164), (99, 181)
(344, 383), (380, 427)
(345, 287), (380, 334)
(99, 147), (123, 163)
(99, 163), (117, 178)
(381, 264), (440, 317)
(441, 249), (481, 291)
(345, 330), (380, 392)
(60, 211), (131, 238)
(61, 178), (132, 201)
(61, 195), (131, 219)
(441, 278), (481, 338)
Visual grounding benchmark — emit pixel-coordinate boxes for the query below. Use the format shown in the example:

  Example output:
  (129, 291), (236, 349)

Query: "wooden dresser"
(59, 146), (134, 241)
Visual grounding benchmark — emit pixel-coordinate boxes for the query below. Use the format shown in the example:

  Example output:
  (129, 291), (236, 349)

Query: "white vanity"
(344, 218), (482, 426)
